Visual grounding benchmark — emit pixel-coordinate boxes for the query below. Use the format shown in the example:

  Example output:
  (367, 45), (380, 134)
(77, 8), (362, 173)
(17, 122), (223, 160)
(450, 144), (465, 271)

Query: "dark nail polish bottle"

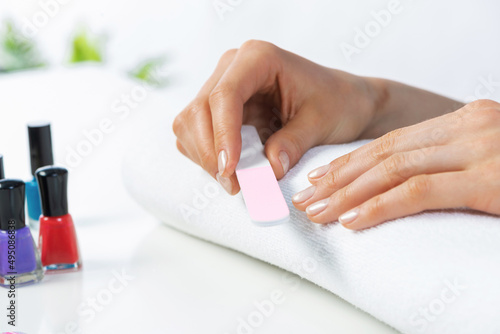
(26, 122), (54, 230)
(37, 166), (81, 271)
(0, 155), (5, 180)
(0, 180), (44, 287)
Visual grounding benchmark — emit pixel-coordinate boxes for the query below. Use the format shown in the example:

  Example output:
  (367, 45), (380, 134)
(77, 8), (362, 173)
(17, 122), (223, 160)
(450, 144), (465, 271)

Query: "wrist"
(359, 77), (390, 139)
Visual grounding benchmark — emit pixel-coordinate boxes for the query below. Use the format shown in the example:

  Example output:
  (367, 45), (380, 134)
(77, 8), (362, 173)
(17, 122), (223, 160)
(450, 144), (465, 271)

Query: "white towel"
(122, 120), (500, 334)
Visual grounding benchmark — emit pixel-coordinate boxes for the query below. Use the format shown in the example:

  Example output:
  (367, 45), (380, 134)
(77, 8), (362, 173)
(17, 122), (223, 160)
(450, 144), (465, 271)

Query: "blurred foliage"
(0, 19), (169, 88)
(69, 29), (103, 63)
(129, 57), (169, 87)
(0, 20), (45, 73)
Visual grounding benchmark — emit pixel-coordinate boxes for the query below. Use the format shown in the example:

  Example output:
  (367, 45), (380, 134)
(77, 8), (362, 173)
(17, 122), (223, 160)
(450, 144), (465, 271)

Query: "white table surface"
(0, 67), (399, 333)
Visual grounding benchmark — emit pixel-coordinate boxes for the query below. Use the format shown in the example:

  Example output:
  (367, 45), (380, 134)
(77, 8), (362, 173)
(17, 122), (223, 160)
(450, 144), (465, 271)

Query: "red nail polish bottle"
(36, 166), (81, 272)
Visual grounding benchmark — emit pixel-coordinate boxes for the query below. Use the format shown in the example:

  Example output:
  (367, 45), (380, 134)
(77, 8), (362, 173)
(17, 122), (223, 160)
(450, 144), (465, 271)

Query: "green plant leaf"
(0, 20), (45, 73)
(69, 29), (103, 63)
(129, 57), (169, 87)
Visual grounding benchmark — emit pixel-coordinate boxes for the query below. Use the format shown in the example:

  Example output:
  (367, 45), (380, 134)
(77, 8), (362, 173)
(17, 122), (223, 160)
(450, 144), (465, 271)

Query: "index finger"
(208, 40), (282, 177)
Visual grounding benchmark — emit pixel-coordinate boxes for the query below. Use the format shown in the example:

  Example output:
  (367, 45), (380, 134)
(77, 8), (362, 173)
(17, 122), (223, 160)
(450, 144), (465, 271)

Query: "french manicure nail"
(216, 172), (232, 194)
(339, 208), (359, 225)
(292, 186), (316, 203)
(278, 151), (290, 175)
(306, 198), (329, 215)
(218, 150), (228, 175)
(308, 164), (330, 179)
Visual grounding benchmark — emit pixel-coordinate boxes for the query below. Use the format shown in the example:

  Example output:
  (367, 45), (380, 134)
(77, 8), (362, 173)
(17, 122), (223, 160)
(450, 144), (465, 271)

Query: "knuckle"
(479, 107), (500, 125)
(240, 39), (271, 51)
(208, 84), (232, 107)
(188, 100), (208, 117)
(173, 101), (209, 136)
(335, 186), (350, 206)
(175, 140), (184, 153)
(240, 39), (278, 60)
(382, 153), (407, 182)
(370, 129), (402, 161)
(462, 99), (500, 118)
(220, 48), (238, 62)
(369, 195), (386, 218)
(213, 125), (231, 143)
(404, 176), (431, 202)
(172, 113), (184, 136)
(470, 99), (499, 110)
(199, 149), (215, 171)
(332, 153), (351, 170)
(321, 169), (340, 190)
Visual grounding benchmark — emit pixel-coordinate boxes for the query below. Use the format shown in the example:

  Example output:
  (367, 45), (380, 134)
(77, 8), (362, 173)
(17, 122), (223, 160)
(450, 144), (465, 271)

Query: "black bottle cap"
(0, 155), (4, 179)
(36, 166), (69, 217)
(28, 122), (54, 176)
(0, 179), (26, 230)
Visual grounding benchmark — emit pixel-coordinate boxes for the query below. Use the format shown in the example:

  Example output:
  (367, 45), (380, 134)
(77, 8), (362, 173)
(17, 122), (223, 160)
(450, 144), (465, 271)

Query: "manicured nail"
(216, 172), (232, 194)
(218, 150), (228, 175)
(292, 186), (316, 203)
(308, 164), (330, 179)
(306, 198), (329, 215)
(339, 208), (359, 225)
(279, 151), (290, 175)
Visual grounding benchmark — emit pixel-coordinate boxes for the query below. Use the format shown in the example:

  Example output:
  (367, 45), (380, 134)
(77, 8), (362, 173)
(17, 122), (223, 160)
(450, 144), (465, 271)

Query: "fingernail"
(339, 208), (359, 225)
(308, 164), (330, 179)
(292, 186), (316, 203)
(306, 198), (329, 216)
(278, 151), (290, 175)
(218, 150), (228, 175)
(216, 172), (232, 194)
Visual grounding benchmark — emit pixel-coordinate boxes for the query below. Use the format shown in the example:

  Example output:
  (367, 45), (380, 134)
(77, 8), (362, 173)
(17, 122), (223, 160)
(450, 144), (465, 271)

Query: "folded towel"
(122, 119), (500, 334)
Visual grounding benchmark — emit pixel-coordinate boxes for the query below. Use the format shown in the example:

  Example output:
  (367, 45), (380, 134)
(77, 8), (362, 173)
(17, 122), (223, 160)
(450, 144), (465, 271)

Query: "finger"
(197, 49), (238, 99)
(176, 139), (192, 160)
(209, 40), (281, 178)
(294, 144), (466, 212)
(189, 102), (218, 176)
(338, 172), (471, 230)
(188, 104), (241, 195)
(216, 173), (240, 196)
(174, 49), (240, 194)
(265, 110), (324, 179)
(305, 119), (451, 200)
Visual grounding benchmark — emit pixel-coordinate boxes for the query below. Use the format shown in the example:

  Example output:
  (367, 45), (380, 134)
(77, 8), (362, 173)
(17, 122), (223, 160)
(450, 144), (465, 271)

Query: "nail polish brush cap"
(36, 166), (69, 217)
(0, 179), (26, 230)
(28, 122), (54, 176)
(0, 154), (4, 179)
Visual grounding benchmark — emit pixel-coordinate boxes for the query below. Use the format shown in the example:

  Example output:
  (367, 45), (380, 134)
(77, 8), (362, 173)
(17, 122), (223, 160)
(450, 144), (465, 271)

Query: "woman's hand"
(173, 40), (380, 194)
(292, 99), (500, 230)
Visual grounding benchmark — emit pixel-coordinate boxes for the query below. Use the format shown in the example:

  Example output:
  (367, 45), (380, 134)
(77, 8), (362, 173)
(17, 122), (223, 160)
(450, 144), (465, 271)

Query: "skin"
(173, 40), (500, 230)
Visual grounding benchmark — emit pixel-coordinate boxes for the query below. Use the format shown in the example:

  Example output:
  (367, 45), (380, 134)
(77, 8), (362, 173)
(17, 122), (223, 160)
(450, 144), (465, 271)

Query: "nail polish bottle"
(0, 154), (5, 179)
(36, 166), (81, 271)
(0, 180), (44, 287)
(26, 122), (54, 230)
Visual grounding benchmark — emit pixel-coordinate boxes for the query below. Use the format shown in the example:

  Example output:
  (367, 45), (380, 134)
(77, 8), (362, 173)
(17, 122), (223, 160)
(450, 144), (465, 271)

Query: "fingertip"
(340, 223), (359, 230)
(267, 150), (289, 180)
(307, 164), (331, 183)
(278, 151), (290, 175)
(229, 174), (241, 195)
(265, 138), (293, 179)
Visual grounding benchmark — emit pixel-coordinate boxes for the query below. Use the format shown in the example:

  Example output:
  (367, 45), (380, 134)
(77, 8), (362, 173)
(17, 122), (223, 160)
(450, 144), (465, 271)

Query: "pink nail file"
(236, 125), (290, 227)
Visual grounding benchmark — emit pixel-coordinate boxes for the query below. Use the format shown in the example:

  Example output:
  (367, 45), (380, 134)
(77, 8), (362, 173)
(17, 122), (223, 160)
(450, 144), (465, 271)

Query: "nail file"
(236, 125), (290, 227)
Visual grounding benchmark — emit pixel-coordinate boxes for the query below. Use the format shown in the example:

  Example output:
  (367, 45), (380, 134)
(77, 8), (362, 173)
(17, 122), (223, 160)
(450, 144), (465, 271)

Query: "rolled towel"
(123, 119), (500, 334)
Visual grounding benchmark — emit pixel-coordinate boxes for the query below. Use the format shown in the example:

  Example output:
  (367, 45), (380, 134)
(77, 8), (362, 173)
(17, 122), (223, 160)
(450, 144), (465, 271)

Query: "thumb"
(264, 114), (323, 179)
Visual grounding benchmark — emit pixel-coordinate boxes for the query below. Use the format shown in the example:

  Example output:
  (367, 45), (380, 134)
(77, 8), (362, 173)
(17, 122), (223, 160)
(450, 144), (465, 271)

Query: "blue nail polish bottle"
(26, 122), (54, 230)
